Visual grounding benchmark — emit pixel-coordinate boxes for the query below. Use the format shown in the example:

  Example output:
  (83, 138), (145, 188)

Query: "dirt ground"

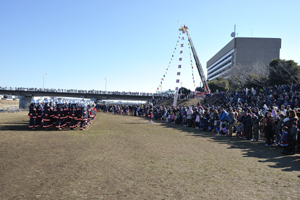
(0, 112), (299, 200)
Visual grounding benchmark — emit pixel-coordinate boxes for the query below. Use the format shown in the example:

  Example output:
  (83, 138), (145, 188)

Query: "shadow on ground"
(150, 117), (300, 174)
(0, 122), (31, 131)
(0, 122), (80, 132)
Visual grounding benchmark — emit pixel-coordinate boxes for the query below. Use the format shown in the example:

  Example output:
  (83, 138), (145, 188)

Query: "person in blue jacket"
(218, 107), (228, 135)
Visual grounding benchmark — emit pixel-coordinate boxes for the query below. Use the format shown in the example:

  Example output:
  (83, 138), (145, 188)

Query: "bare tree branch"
(269, 62), (300, 84)
(221, 62), (269, 89)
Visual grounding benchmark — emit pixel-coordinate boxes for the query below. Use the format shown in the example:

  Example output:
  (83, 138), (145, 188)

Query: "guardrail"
(0, 87), (173, 97)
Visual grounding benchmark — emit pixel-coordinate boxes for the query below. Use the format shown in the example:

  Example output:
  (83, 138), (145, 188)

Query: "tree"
(269, 58), (300, 85)
(245, 73), (269, 89)
(207, 77), (229, 93)
(178, 87), (191, 95)
(195, 86), (204, 92)
(221, 62), (269, 90)
(210, 59), (300, 90)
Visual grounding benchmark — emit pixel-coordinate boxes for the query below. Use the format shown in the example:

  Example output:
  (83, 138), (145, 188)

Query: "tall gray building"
(206, 37), (281, 81)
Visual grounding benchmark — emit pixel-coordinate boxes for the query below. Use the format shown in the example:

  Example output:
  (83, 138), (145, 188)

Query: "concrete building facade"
(206, 37), (281, 81)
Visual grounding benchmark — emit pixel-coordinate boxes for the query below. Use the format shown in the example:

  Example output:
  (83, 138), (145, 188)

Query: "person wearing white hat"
(28, 99), (37, 129)
(55, 100), (64, 130)
(69, 100), (78, 130)
(42, 99), (52, 129)
(80, 103), (88, 130)
(35, 100), (43, 128)
(64, 100), (70, 127)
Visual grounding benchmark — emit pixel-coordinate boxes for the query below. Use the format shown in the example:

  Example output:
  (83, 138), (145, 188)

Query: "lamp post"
(43, 73), (47, 91)
(105, 78), (107, 93)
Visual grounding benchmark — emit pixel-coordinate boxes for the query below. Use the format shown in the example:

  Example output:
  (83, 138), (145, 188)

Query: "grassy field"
(0, 112), (299, 199)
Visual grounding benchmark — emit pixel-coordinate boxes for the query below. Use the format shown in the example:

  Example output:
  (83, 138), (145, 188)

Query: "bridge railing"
(0, 86), (170, 97)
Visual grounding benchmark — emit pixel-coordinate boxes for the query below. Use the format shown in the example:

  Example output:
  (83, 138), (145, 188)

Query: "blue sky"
(0, 0), (299, 93)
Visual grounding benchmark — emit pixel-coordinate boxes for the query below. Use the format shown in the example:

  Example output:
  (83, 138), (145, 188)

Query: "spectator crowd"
(99, 84), (300, 155)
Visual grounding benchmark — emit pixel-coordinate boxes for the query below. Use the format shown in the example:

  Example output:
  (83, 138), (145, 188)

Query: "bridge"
(0, 89), (164, 109)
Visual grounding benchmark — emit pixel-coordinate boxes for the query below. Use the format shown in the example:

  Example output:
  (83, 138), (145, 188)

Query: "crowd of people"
(99, 84), (300, 155)
(28, 99), (97, 130)
(25, 83), (300, 155)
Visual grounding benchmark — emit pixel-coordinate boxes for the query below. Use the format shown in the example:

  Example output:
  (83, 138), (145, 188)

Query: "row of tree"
(176, 87), (204, 95)
(207, 58), (300, 92)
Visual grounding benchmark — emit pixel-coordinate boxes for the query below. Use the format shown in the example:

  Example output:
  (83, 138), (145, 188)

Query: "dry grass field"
(0, 100), (19, 110)
(156, 99), (204, 107)
(0, 112), (300, 200)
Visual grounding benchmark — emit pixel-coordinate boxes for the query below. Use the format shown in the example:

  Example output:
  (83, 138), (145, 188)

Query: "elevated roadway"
(0, 90), (160, 109)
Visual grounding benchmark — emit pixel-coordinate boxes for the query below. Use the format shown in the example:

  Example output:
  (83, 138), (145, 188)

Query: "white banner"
(173, 92), (178, 107)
